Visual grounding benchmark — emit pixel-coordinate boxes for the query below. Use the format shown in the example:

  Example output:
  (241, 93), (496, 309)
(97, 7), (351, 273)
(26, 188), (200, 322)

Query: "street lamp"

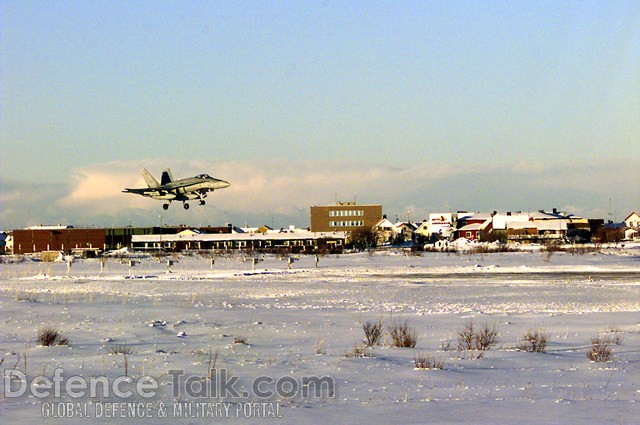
(159, 215), (163, 250)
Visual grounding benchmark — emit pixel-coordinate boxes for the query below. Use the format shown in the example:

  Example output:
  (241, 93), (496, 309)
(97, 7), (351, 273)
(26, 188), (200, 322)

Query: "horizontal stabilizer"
(141, 169), (160, 188)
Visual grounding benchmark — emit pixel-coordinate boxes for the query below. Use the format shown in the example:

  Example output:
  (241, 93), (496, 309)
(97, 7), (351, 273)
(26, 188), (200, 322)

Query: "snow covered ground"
(1, 246), (639, 424)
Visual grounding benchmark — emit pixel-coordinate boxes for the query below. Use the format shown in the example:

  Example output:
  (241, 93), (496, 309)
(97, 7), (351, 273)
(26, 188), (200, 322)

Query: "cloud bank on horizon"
(1, 158), (637, 230)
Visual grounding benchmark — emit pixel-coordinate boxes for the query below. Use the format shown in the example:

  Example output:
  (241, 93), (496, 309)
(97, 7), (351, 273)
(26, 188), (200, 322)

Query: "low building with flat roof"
(131, 230), (347, 253)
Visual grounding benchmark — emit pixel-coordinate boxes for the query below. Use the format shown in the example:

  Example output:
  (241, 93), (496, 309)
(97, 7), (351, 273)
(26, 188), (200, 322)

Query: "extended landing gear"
(161, 200), (201, 210)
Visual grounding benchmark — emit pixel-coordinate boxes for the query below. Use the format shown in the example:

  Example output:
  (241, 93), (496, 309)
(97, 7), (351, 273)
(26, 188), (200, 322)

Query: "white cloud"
(1, 158), (638, 229)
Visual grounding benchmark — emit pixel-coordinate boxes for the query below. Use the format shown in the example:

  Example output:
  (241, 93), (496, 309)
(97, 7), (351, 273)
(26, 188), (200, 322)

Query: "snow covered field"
(1, 247), (639, 424)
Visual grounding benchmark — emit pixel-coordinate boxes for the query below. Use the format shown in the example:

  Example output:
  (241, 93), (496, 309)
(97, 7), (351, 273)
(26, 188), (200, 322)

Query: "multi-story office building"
(310, 202), (383, 233)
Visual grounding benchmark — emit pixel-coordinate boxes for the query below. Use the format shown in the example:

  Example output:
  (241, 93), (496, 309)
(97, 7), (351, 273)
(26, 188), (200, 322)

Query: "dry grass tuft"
(456, 320), (499, 351)
(414, 352), (445, 370)
(37, 327), (69, 346)
(388, 320), (418, 348)
(363, 319), (384, 347)
(519, 328), (550, 353)
(587, 335), (614, 362)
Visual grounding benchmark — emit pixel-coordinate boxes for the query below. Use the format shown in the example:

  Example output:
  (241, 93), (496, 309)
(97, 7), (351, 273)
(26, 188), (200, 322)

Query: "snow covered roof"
(25, 225), (72, 230)
(507, 220), (567, 231)
(177, 228), (202, 236)
(493, 211), (570, 230)
(394, 222), (418, 231)
(507, 222), (537, 230)
(458, 223), (484, 231)
(239, 225), (273, 234)
(537, 220), (568, 231)
(374, 218), (395, 229)
(457, 212), (493, 221)
(132, 231), (348, 243)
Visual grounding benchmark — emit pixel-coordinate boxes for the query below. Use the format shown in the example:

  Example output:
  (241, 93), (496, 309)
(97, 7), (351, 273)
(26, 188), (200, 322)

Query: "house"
(507, 220), (568, 243)
(624, 212), (640, 228)
(393, 222), (418, 243)
(624, 227), (639, 241)
(624, 212), (640, 241)
(0, 231), (9, 254)
(493, 210), (563, 230)
(426, 213), (456, 240)
(457, 221), (492, 241)
(491, 211), (570, 244)
(374, 218), (396, 245)
(455, 213), (493, 241)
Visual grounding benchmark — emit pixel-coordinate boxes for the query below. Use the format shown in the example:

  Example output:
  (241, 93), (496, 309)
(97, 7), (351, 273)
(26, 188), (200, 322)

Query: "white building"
(426, 213), (456, 239)
(624, 212), (640, 228)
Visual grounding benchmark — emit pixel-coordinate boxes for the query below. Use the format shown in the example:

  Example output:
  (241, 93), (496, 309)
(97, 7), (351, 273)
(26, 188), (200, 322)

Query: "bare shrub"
(566, 245), (601, 255)
(469, 244), (518, 254)
(456, 320), (476, 351)
(388, 320), (418, 348)
(606, 333), (624, 345)
(475, 322), (499, 350)
(456, 320), (499, 352)
(206, 349), (219, 379)
(344, 344), (372, 358)
(606, 324), (623, 334)
(587, 336), (614, 362)
(541, 243), (564, 262)
(519, 328), (550, 353)
(16, 293), (38, 303)
(314, 340), (326, 355)
(233, 336), (249, 345)
(363, 319), (384, 347)
(107, 344), (134, 355)
(602, 326), (624, 345)
(600, 333), (624, 346)
(37, 327), (69, 346)
(414, 352), (445, 370)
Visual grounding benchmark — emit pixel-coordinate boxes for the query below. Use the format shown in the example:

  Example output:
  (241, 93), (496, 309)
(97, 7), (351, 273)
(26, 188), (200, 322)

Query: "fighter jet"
(123, 168), (230, 210)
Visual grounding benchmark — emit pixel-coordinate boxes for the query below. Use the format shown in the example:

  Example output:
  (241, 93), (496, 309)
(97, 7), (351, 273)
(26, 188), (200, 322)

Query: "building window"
(329, 221), (364, 228)
(329, 210), (364, 218)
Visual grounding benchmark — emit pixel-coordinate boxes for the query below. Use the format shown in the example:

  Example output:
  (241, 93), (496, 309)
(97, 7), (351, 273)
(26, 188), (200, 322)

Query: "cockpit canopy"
(195, 174), (211, 179)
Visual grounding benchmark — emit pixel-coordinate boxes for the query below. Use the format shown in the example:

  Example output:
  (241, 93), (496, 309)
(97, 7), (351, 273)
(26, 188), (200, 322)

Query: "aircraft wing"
(122, 188), (150, 195)
(123, 188), (167, 196)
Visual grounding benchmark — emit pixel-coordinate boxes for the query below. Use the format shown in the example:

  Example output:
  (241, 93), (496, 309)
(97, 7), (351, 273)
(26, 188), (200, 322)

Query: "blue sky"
(1, 1), (639, 228)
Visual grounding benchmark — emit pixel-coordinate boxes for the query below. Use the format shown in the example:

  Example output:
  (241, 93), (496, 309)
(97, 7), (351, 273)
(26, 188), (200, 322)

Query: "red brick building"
(11, 225), (234, 254)
(13, 226), (106, 254)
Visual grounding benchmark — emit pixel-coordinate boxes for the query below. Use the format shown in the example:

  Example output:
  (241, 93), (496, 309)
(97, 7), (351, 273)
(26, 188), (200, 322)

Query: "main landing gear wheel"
(183, 202), (190, 210)
(163, 203), (170, 210)
(198, 200), (206, 206)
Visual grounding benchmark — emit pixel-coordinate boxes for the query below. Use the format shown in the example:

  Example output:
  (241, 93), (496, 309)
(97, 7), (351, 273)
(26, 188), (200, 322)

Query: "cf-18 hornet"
(123, 168), (230, 210)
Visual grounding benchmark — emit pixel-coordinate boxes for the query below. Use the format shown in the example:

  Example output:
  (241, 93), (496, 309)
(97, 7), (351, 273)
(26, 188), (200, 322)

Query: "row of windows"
(329, 210), (364, 217)
(330, 221), (364, 227)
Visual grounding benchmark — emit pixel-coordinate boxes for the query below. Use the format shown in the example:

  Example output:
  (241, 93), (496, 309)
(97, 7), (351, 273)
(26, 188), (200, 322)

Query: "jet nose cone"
(219, 180), (231, 188)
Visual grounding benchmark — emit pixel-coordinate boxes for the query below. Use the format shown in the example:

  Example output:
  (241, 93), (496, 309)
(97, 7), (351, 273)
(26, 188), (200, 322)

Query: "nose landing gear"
(183, 202), (190, 210)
